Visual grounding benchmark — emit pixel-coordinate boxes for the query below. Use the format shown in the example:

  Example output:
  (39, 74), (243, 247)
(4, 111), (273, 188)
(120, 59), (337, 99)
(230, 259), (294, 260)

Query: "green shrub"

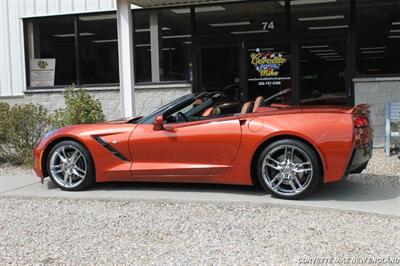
(0, 102), (11, 161)
(1, 103), (51, 164)
(0, 88), (105, 165)
(51, 88), (105, 127)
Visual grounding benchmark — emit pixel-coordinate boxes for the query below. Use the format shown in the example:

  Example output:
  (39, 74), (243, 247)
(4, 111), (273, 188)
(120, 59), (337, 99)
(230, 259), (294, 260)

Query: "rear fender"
(232, 112), (353, 184)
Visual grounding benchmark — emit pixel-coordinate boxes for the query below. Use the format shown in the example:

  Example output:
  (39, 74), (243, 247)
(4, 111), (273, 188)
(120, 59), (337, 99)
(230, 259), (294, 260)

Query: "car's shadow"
(47, 176), (400, 202)
(48, 180), (265, 196)
(309, 180), (399, 202)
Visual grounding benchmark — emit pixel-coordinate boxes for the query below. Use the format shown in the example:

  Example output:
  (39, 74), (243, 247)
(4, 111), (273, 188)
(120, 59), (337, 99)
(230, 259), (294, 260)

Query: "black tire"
(47, 140), (95, 191)
(256, 139), (321, 200)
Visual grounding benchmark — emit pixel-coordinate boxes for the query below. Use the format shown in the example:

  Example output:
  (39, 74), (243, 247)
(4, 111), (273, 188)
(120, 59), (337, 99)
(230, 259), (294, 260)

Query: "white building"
(1, 0), (400, 146)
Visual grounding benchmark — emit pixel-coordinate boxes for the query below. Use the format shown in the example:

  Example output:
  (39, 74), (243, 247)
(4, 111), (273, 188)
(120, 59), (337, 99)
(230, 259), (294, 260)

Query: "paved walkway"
(0, 174), (399, 217)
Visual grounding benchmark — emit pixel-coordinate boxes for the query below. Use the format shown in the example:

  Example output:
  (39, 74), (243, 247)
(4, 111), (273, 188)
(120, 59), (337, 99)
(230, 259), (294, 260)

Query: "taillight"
(353, 115), (369, 128)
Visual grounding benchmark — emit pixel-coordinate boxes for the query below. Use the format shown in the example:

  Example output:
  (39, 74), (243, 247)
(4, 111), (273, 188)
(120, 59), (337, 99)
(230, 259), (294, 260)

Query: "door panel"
(130, 117), (242, 179)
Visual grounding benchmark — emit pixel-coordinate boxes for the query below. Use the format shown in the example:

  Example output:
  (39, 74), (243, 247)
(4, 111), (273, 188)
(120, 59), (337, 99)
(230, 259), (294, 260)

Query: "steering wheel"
(177, 112), (189, 122)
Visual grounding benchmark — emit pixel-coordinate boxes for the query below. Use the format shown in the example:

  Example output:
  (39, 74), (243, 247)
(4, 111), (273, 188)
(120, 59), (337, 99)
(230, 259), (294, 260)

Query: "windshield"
(137, 94), (197, 124)
(137, 92), (240, 124)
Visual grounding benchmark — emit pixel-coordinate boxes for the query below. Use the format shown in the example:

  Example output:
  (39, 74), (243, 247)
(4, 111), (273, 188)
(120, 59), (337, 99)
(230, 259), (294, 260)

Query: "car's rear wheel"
(256, 139), (321, 199)
(47, 140), (95, 191)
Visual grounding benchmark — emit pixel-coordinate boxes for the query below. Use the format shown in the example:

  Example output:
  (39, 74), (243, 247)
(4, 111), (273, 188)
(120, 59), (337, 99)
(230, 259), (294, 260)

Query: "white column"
(150, 11), (160, 82)
(116, 0), (135, 117)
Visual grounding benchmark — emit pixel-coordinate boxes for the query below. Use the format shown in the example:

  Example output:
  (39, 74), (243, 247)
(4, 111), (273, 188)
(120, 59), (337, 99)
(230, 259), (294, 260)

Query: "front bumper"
(348, 142), (373, 174)
(33, 146), (45, 178)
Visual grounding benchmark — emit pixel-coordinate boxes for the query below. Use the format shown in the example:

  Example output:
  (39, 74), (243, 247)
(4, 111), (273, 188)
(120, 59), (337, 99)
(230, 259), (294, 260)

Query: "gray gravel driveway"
(0, 197), (399, 265)
(0, 148), (399, 265)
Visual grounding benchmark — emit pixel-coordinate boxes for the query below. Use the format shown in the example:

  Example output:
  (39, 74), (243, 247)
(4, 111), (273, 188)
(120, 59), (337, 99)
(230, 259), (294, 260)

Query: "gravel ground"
(347, 149), (400, 187)
(0, 197), (399, 265)
(0, 149), (399, 264)
(0, 163), (33, 176)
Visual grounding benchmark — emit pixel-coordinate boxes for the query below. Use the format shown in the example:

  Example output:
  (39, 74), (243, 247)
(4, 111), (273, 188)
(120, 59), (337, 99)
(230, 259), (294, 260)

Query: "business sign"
(248, 48), (290, 87)
(250, 50), (287, 77)
(30, 58), (56, 87)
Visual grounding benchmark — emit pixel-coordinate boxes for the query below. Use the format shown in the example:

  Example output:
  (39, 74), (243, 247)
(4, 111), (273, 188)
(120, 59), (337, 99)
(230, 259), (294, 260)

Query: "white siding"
(20, 0), (116, 17)
(0, 0), (117, 97)
(0, 0), (16, 96)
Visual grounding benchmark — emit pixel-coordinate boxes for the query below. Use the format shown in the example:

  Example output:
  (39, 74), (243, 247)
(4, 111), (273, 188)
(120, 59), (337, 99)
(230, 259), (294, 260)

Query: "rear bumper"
(348, 142), (373, 174)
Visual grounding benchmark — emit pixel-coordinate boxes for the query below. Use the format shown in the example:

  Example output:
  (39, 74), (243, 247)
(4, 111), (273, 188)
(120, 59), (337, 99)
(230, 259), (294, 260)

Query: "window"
(78, 14), (119, 84)
(355, 0), (400, 75)
(134, 8), (192, 83)
(26, 16), (76, 86)
(201, 46), (239, 96)
(159, 9), (192, 81)
(140, 92), (237, 125)
(195, 1), (286, 36)
(300, 40), (347, 105)
(134, 10), (151, 82)
(291, 0), (350, 32)
(25, 13), (119, 88)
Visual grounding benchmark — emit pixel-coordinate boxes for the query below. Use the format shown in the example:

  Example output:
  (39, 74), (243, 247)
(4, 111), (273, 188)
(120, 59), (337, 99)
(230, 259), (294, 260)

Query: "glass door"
(299, 39), (348, 105)
(199, 45), (241, 101)
(246, 44), (292, 103)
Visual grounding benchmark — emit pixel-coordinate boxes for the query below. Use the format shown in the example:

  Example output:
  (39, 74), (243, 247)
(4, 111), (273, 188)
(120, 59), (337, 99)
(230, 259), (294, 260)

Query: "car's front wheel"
(256, 139), (321, 199)
(47, 140), (95, 191)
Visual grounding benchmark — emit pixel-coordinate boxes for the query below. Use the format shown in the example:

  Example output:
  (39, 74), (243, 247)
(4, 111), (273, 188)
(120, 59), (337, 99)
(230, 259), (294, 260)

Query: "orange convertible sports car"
(33, 90), (373, 199)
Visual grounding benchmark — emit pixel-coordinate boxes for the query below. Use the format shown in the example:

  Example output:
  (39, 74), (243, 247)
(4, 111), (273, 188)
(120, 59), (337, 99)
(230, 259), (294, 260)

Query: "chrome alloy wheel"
(261, 144), (313, 197)
(49, 145), (87, 189)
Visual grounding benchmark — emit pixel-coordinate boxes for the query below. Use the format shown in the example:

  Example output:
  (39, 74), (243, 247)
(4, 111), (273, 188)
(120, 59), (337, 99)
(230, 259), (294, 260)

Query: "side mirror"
(153, 115), (165, 131)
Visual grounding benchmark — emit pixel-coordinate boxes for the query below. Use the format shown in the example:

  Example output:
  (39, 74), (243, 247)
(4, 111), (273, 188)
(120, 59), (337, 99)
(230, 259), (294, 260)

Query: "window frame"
(132, 7), (194, 84)
(24, 12), (121, 90)
(22, 0), (400, 93)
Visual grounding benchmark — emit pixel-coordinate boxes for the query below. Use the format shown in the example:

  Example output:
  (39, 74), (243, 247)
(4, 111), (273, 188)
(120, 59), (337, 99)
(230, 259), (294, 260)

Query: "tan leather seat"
(241, 101), (254, 114)
(253, 96), (265, 113)
(201, 107), (214, 117)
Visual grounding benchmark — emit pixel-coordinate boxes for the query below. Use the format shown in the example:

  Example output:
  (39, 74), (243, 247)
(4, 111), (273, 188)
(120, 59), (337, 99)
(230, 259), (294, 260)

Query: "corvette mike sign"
(250, 50), (287, 77)
(248, 48), (290, 87)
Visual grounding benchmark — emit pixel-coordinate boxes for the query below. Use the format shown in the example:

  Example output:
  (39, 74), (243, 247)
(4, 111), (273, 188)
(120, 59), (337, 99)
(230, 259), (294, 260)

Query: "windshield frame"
(136, 93), (198, 124)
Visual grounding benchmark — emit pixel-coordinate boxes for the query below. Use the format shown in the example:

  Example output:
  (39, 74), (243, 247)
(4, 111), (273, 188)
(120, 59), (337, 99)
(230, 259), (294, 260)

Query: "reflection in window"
(159, 9), (191, 81)
(291, 0), (350, 32)
(195, 1), (286, 35)
(79, 14), (119, 84)
(134, 9), (192, 82)
(356, 0), (400, 75)
(201, 46), (239, 96)
(134, 11), (152, 82)
(300, 41), (347, 105)
(27, 16), (76, 86)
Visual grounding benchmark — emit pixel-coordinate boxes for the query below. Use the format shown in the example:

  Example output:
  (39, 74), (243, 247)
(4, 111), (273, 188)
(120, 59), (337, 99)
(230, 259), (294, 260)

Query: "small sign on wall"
(30, 58), (56, 87)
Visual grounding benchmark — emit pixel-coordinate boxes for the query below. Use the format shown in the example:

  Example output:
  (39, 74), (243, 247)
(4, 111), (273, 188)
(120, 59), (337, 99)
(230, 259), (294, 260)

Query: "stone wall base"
(0, 85), (192, 120)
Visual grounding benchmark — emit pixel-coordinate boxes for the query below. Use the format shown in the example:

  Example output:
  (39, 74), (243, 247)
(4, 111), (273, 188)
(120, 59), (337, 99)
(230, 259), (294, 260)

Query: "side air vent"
(93, 136), (130, 161)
